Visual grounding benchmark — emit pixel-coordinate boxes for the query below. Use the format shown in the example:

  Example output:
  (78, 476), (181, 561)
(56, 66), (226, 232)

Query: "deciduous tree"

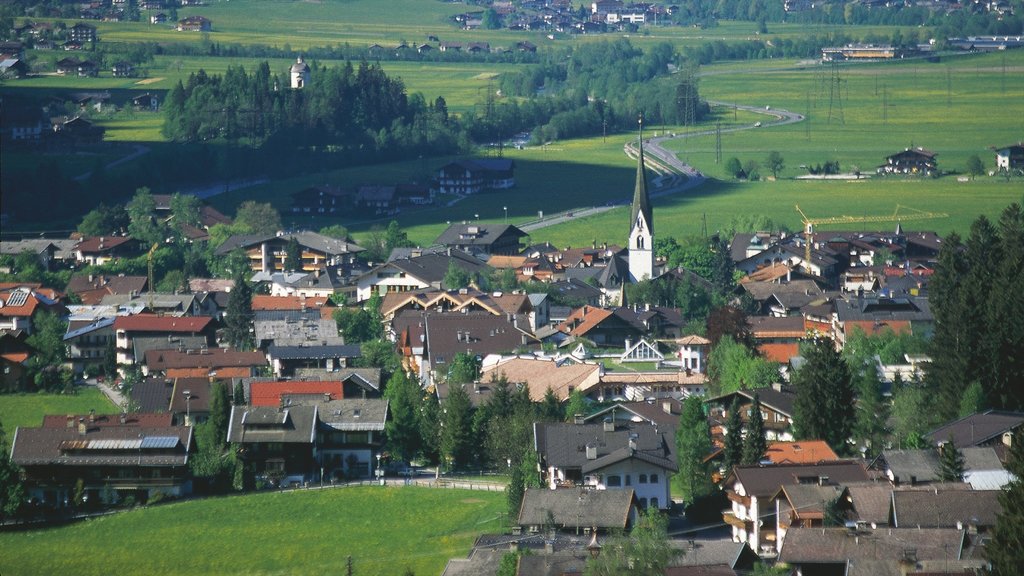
(765, 151), (784, 179)
(584, 510), (681, 576)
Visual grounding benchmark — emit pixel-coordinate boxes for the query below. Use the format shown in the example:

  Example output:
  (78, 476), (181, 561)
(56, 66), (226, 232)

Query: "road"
(519, 102), (803, 233)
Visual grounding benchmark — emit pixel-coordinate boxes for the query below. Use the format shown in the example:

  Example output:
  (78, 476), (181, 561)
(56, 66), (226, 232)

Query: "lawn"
(0, 388), (117, 433)
(0, 486), (505, 576)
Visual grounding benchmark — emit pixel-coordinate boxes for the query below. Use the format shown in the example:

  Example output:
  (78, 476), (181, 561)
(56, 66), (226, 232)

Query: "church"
(627, 124), (656, 283)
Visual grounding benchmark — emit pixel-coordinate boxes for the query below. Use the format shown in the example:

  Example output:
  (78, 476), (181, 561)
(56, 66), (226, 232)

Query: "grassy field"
(0, 388), (117, 433)
(0, 486), (504, 576)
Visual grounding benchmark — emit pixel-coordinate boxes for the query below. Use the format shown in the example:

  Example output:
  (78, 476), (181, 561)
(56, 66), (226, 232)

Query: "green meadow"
(0, 388), (117, 433)
(0, 486), (505, 576)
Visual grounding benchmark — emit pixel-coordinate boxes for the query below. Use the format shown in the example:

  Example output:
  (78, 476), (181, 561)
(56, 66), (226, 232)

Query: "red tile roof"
(250, 380), (343, 407)
(75, 236), (134, 253)
(113, 314), (212, 333)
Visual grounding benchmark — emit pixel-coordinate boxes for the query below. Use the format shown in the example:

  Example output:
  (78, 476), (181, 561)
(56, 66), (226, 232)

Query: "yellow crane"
(147, 242), (158, 311)
(794, 204), (949, 273)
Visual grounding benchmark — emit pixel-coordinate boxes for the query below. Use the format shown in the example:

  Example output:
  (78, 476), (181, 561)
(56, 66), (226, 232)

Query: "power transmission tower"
(882, 84), (888, 126)
(827, 61), (844, 124)
(805, 90), (811, 140)
(715, 122), (722, 164)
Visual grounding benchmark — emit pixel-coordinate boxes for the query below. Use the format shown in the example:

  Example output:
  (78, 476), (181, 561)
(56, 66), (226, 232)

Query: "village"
(1, 130), (1022, 575)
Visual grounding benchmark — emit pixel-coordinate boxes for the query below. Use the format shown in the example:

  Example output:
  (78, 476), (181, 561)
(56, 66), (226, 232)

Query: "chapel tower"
(628, 118), (654, 282)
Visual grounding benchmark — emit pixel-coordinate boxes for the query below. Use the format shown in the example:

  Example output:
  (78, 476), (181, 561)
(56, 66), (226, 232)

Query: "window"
(625, 475), (632, 486)
(650, 474), (658, 483)
(639, 497), (648, 508)
(650, 497), (659, 508)
(639, 474), (647, 484)
(606, 475), (621, 487)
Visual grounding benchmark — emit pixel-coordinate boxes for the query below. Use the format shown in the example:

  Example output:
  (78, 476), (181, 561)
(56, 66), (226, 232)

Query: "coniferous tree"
(851, 356), (890, 458)
(0, 423), (25, 522)
(742, 394), (767, 465)
(440, 383), (474, 470)
(792, 337), (855, 454)
(564, 389), (589, 422)
(926, 232), (969, 419)
(539, 387), (563, 422)
(676, 396), (713, 502)
(233, 380), (246, 405)
(723, 397), (744, 473)
(937, 437), (966, 482)
(987, 436), (1024, 575)
(986, 202), (1024, 411)
(384, 370), (423, 462)
(283, 237), (303, 272)
(224, 268), (253, 349)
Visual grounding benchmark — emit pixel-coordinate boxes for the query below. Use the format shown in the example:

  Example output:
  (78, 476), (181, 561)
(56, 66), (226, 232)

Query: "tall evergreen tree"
(224, 268), (254, 349)
(539, 387), (563, 422)
(937, 437), (966, 482)
(926, 232), (969, 419)
(207, 381), (231, 448)
(723, 397), (744, 473)
(676, 396), (713, 502)
(384, 370), (423, 462)
(233, 380), (246, 405)
(792, 337), (855, 454)
(0, 423), (25, 522)
(742, 394), (767, 465)
(283, 237), (303, 272)
(850, 355), (890, 458)
(987, 436), (1024, 575)
(986, 202), (1024, 411)
(440, 383), (474, 470)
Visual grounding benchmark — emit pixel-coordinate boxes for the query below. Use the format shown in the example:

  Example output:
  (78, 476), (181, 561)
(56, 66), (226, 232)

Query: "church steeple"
(628, 116), (655, 282)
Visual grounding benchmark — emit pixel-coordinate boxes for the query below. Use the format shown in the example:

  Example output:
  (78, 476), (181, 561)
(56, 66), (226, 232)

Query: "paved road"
(90, 380), (127, 410)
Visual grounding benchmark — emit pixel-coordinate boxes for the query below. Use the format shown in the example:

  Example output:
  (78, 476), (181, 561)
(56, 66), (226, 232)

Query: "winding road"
(519, 102), (804, 232)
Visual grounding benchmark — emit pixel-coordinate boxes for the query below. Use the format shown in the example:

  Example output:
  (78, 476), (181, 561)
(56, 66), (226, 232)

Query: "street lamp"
(183, 389), (192, 426)
(376, 453), (384, 486)
(503, 206), (508, 224)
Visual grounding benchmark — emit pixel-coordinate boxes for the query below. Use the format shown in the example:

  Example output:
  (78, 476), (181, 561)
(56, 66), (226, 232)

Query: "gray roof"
(892, 490), (1002, 528)
(728, 461), (870, 497)
(672, 540), (758, 569)
(881, 449), (939, 483)
(534, 421), (677, 474)
(846, 483), (893, 525)
(778, 527), (966, 566)
(101, 292), (197, 313)
(928, 410), (1024, 448)
(132, 336), (210, 361)
(775, 484), (846, 515)
(255, 318), (342, 347)
(367, 248), (488, 285)
(63, 317), (115, 341)
(707, 386), (797, 418)
(253, 309), (322, 322)
(517, 487), (636, 530)
(267, 344), (361, 360)
(742, 280), (823, 309)
(12, 425), (192, 467)
(834, 295), (932, 323)
(129, 376), (174, 413)
(313, 398), (389, 431)
(434, 223), (527, 248)
(215, 231), (364, 257)
(227, 405), (318, 444)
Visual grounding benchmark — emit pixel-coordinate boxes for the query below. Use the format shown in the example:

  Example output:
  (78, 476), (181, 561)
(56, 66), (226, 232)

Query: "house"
(354, 248), (488, 302)
(316, 398), (389, 480)
(355, 185), (396, 214)
(771, 484), (850, 551)
(877, 147), (938, 176)
(73, 236), (137, 266)
(435, 159), (515, 194)
(740, 280), (824, 317)
(111, 61), (133, 77)
(891, 489), (1002, 530)
(594, 370), (708, 403)
(150, 12), (167, 24)
(676, 334), (710, 373)
(0, 285), (65, 333)
(55, 57), (81, 75)
(517, 487), (639, 533)
(556, 305), (644, 347)
(480, 356), (602, 402)
(0, 57), (28, 78)
(177, 15), (211, 31)
(228, 404), (319, 486)
(254, 313), (342, 352)
(66, 274), (147, 305)
(748, 316), (806, 364)
(249, 380), (344, 407)
(722, 461), (870, 555)
(878, 447), (1010, 489)
(927, 409), (1024, 449)
(131, 93), (159, 111)
(832, 295), (933, 348)
(142, 348), (267, 379)
(113, 315), (214, 365)
(994, 142), (1024, 172)
(778, 527), (981, 575)
(215, 231), (364, 273)
(69, 23), (97, 43)
(266, 343), (361, 377)
(821, 44), (897, 61)
(0, 329), (32, 391)
(290, 185), (351, 214)
(434, 223), (528, 257)
(11, 415), (194, 506)
(63, 317), (116, 375)
(290, 56), (310, 89)
(533, 419), (677, 510)
(707, 385), (798, 444)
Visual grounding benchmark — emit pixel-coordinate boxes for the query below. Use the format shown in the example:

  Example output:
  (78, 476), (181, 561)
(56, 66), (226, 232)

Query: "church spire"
(630, 116), (653, 236)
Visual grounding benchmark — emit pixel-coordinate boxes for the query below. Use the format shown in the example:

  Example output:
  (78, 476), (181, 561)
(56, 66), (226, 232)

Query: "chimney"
(585, 444), (597, 460)
(324, 393), (331, 403)
(78, 418), (87, 435)
(119, 412), (127, 425)
(818, 475), (829, 486)
(66, 414), (74, 428)
(628, 434), (638, 452)
(88, 409), (96, 423)
(662, 401), (673, 415)
(603, 418), (614, 432)
(772, 382), (783, 392)
(573, 414), (585, 425)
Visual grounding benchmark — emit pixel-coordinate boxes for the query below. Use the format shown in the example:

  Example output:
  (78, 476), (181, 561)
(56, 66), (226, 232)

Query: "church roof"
(630, 134), (653, 236)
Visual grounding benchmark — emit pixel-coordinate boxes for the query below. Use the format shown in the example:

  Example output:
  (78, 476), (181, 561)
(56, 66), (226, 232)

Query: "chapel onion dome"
(291, 57), (310, 74)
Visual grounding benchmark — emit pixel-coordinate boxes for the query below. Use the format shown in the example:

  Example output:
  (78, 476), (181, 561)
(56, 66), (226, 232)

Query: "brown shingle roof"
(728, 461), (871, 497)
(481, 357), (601, 401)
(892, 490), (1002, 528)
(517, 487), (636, 530)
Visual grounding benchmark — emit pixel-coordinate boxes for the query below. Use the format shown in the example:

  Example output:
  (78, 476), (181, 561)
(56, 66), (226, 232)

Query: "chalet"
(354, 248), (488, 302)
(113, 315), (214, 365)
(63, 317), (116, 375)
(251, 268), (344, 299)
(771, 484), (850, 551)
(994, 142), (1024, 172)
(434, 223), (528, 257)
(143, 348), (267, 379)
(749, 315), (805, 364)
(290, 185), (351, 214)
(517, 488), (639, 534)
(111, 61), (133, 77)
(55, 57), (80, 75)
(131, 93), (159, 111)
(228, 404), (318, 487)
(556, 305), (644, 347)
(927, 410), (1024, 449)
(594, 369), (708, 403)
(11, 415), (194, 506)
(877, 147), (938, 176)
(177, 16), (211, 32)
(214, 231), (364, 273)
(435, 159), (515, 195)
(480, 356), (602, 402)
(778, 528), (979, 575)
(0, 285), (65, 333)
(0, 329), (32, 391)
(69, 23), (97, 43)
(66, 274), (147, 305)
(266, 343), (361, 376)
(150, 12), (167, 24)
(355, 185), (396, 214)
(707, 385), (797, 444)
(0, 58), (28, 78)
(533, 420), (677, 510)
(723, 461), (870, 555)
(832, 295), (933, 347)
(314, 398), (389, 480)
(0, 238), (74, 268)
(380, 288), (533, 325)
(50, 115), (104, 143)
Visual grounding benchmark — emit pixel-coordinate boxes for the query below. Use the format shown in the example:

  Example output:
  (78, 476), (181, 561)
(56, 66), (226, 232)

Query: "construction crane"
(795, 204), (949, 273)
(147, 242), (158, 311)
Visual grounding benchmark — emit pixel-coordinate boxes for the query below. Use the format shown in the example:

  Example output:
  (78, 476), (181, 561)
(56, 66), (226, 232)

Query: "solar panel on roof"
(88, 439), (143, 450)
(141, 436), (179, 449)
(6, 291), (29, 307)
